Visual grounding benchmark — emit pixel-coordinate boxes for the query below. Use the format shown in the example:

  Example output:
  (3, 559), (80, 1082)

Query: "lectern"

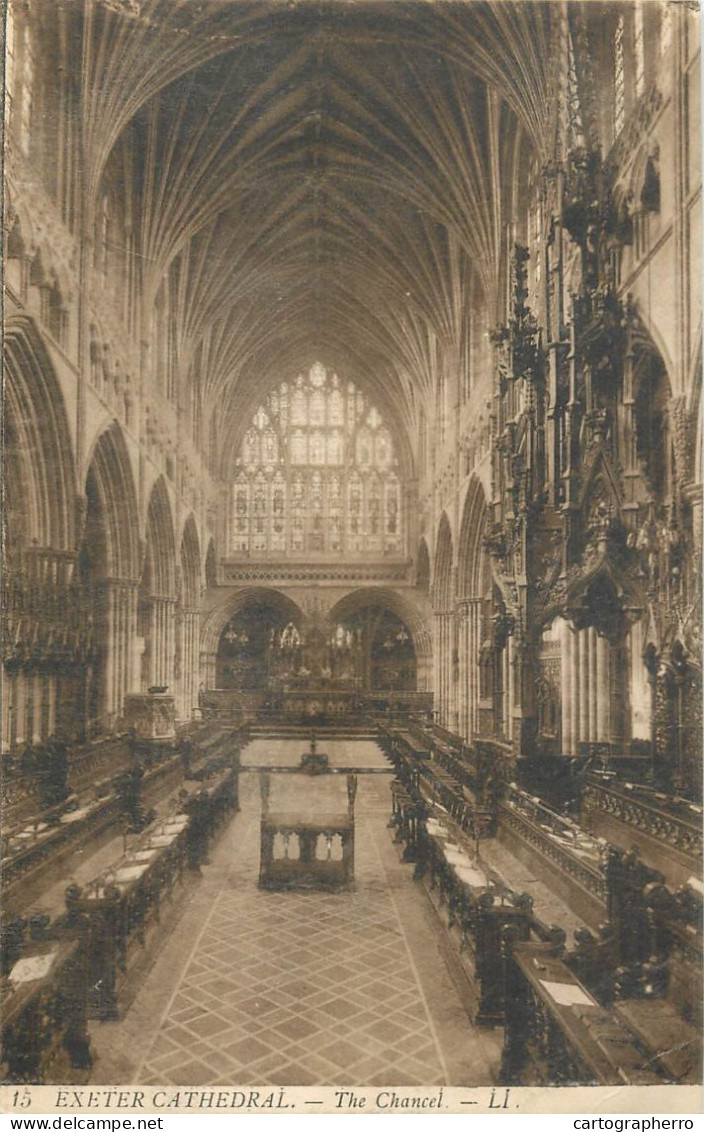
(258, 741), (357, 890)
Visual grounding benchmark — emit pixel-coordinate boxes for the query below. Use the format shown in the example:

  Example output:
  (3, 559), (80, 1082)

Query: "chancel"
(2, 0), (701, 1094)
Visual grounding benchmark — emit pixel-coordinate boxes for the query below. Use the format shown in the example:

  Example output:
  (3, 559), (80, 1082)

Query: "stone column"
(433, 612), (444, 723)
(148, 596), (175, 691)
(103, 582), (116, 724)
(2, 669), (12, 751)
(561, 618), (573, 755)
(579, 628), (590, 745)
(508, 636), (518, 740)
(433, 611), (454, 728)
(596, 632), (611, 743)
(31, 673), (43, 743)
(101, 579), (137, 725)
(180, 608), (200, 720)
(456, 601), (469, 740)
(125, 583), (139, 694)
(588, 627), (598, 741)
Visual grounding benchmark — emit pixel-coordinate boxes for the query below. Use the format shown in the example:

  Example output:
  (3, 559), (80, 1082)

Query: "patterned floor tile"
(88, 740), (504, 1087)
(271, 1015), (321, 1042)
(167, 1060), (218, 1086)
(224, 1036), (274, 1065)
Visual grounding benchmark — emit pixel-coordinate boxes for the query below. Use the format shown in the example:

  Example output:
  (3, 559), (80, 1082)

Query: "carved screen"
(230, 363), (403, 558)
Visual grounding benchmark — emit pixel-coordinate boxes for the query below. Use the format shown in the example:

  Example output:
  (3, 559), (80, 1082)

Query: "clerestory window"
(614, 15), (626, 136)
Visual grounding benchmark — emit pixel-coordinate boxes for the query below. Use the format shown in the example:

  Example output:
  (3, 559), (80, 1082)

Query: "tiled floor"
(89, 739), (502, 1086)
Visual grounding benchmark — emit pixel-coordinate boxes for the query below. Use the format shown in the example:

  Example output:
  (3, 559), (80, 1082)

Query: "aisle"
(89, 740), (502, 1087)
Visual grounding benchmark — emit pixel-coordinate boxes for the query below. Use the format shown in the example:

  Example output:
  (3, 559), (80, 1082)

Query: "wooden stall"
(1, 936), (91, 1083)
(418, 815), (533, 1024)
(502, 938), (666, 1086)
(581, 773), (702, 889)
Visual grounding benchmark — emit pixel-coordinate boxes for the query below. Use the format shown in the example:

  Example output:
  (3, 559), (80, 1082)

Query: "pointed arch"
(204, 537), (218, 589)
(201, 587), (304, 660)
(84, 422), (140, 580)
(456, 477), (494, 741)
(4, 315), (76, 551)
(145, 477), (177, 599)
(81, 422), (140, 732)
(136, 477), (178, 693)
(457, 477), (490, 599)
(179, 513), (201, 609)
(327, 587), (431, 663)
(416, 537), (431, 593)
(432, 512), (454, 610)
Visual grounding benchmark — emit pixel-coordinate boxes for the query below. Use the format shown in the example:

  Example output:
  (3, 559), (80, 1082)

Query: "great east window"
(230, 363), (404, 558)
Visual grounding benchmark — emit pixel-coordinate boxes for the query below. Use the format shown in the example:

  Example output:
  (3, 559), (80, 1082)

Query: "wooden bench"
(613, 998), (700, 1083)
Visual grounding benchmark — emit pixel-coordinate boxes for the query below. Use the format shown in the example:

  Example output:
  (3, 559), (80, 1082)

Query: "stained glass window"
(614, 15), (626, 136)
(567, 29), (585, 148)
(634, 1), (645, 98)
(230, 363), (404, 557)
(5, 2), (16, 130)
(660, 4), (672, 54)
(18, 15), (34, 157)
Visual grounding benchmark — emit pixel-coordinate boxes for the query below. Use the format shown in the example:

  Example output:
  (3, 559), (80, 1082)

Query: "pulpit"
(258, 742), (357, 890)
(123, 691), (175, 740)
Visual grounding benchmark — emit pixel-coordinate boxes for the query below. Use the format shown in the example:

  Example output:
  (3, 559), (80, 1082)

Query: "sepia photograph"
(1, 0), (702, 1116)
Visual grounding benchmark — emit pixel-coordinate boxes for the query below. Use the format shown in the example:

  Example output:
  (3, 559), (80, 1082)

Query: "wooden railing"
(67, 762), (238, 1020)
(1, 934), (91, 1084)
(381, 716), (702, 1078)
(380, 725), (494, 841)
(362, 691), (433, 716)
(581, 774), (703, 861)
(75, 813), (190, 1019)
(418, 821), (533, 1023)
(501, 938), (666, 1085)
(499, 784), (608, 906)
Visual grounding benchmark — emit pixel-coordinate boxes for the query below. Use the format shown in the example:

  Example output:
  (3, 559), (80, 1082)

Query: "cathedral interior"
(2, 0), (702, 1094)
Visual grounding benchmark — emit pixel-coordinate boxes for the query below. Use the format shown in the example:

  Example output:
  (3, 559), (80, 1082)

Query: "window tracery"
(660, 4), (672, 55)
(5, 1), (35, 156)
(230, 364), (403, 558)
(634, 1), (645, 98)
(614, 15), (626, 136)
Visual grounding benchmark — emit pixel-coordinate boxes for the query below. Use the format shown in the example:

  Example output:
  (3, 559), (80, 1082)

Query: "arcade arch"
(176, 515), (201, 720)
(328, 587), (432, 693)
(138, 478), (177, 694)
(2, 318), (78, 749)
(80, 423), (140, 733)
(432, 513), (454, 727)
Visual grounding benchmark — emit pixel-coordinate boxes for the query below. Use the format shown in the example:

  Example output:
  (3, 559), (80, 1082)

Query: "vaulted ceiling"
(84, 0), (557, 473)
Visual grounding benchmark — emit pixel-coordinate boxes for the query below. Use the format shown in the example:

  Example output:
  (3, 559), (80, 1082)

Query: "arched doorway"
(329, 606), (417, 693)
(216, 602), (297, 691)
(327, 587), (430, 699)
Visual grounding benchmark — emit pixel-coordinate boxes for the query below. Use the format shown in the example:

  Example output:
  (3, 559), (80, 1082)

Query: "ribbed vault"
(77, 0), (556, 474)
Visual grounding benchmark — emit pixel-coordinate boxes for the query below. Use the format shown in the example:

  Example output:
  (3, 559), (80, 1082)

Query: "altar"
(278, 688), (359, 719)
